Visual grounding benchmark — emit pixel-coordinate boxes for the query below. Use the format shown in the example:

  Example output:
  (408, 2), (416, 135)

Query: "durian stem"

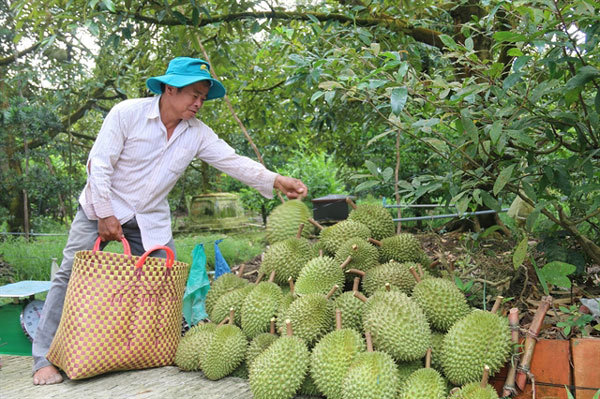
(319, 249), (324, 257)
(270, 317), (276, 334)
(384, 283), (391, 292)
(335, 309), (342, 330)
(285, 319), (293, 337)
(352, 277), (361, 292)
(516, 296), (553, 391)
(308, 218), (324, 231)
(255, 272), (264, 284)
(491, 296), (504, 314)
(481, 365), (490, 388)
(409, 266), (422, 283)
(425, 348), (432, 368)
(353, 291), (368, 303)
(229, 308), (235, 325)
(503, 307), (521, 397)
(351, 244), (358, 251)
(218, 316), (230, 327)
(346, 197), (358, 210)
(417, 263), (424, 279)
(345, 268), (365, 277)
(365, 331), (374, 352)
(368, 238), (382, 247)
(325, 285), (339, 300)
(236, 263), (246, 277)
(296, 223), (305, 239)
(277, 191), (285, 204)
(288, 276), (295, 295)
(268, 270), (276, 283)
(339, 255), (353, 270)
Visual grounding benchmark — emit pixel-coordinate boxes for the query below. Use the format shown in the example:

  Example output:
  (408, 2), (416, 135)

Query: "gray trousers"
(32, 208), (176, 373)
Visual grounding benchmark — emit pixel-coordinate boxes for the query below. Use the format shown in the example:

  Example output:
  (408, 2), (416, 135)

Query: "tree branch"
(0, 42), (41, 66)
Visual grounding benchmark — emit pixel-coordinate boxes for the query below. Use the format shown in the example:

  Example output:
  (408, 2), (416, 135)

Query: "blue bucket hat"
(146, 57), (226, 100)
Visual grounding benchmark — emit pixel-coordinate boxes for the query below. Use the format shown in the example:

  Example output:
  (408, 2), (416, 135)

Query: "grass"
(0, 228), (266, 285)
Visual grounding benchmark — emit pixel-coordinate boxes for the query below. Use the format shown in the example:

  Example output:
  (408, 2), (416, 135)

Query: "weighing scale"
(0, 280), (52, 355)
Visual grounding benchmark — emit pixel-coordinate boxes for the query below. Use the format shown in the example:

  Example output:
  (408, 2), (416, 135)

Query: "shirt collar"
(146, 95), (162, 120)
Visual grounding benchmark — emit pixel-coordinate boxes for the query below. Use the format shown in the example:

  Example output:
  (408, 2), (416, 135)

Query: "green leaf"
(364, 160), (379, 176)
(460, 112), (478, 140)
(369, 79), (388, 89)
(513, 56), (531, 72)
(539, 261), (576, 289)
(503, 72), (524, 90)
(489, 121), (502, 145)
(439, 34), (459, 50)
(381, 167), (393, 182)
(422, 137), (449, 153)
(566, 66), (600, 90)
(318, 81), (343, 90)
(532, 256), (549, 296)
(310, 91), (325, 103)
(493, 31), (527, 42)
(390, 87), (408, 115)
(507, 48), (524, 57)
(493, 164), (515, 196)
(465, 37), (474, 51)
(513, 236), (528, 270)
(355, 180), (379, 192)
(102, 0), (116, 12)
(595, 89), (600, 114)
(397, 62), (409, 80)
(481, 191), (500, 211)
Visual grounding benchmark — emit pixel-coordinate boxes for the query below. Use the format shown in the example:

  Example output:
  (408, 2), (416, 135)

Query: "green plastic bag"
(182, 244), (210, 326)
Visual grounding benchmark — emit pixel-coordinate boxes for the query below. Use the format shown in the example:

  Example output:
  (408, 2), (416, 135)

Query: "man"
(32, 57), (307, 385)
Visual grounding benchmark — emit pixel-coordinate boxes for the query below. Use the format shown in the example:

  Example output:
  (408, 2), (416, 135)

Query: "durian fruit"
(246, 318), (279, 369)
(210, 284), (254, 326)
(440, 302), (511, 386)
(398, 349), (447, 399)
(317, 219), (371, 256)
(298, 373), (322, 397)
(266, 199), (314, 244)
(397, 360), (424, 387)
(200, 309), (248, 380)
(429, 331), (445, 372)
(295, 254), (345, 297)
(249, 320), (310, 399)
(230, 362), (249, 379)
(333, 276), (365, 332)
(281, 286), (338, 347)
(347, 200), (395, 241)
(310, 309), (366, 399)
(362, 260), (430, 296)
(341, 331), (400, 399)
(410, 269), (470, 332)
(259, 223), (315, 286)
(448, 365), (500, 399)
(372, 233), (430, 265)
(334, 238), (379, 284)
(356, 289), (432, 362)
(205, 272), (249, 316)
(276, 277), (298, 334)
(241, 272), (283, 339)
(174, 322), (217, 371)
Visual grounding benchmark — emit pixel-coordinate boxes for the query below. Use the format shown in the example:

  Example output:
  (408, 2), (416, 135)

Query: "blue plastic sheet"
(214, 239), (231, 279)
(182, 244), (210, 326)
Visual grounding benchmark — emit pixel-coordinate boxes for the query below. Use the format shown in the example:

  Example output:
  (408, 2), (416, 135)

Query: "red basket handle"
(135, 245), (175, 270)
(92, 236), (132, 256)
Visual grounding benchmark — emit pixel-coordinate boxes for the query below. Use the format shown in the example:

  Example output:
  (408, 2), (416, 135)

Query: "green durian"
(320, 220), (371, 255)
(205, 273), (249, 316)
(448, 366), (500, 399)
(230, 361), (249, 379)
(282, 291), (336, 347)
(334, 238), (379, 281)
(362, 261), (430, 296)
(295, 255), (345, 297)
(347, 202), (395, 241)
(174, 322), (216, 371)
(397, 360), (424, 387)
(259, 236), (314, 286)
(398, 367), (447, 399)
(246, 319), (278, 369)
(333, 279), (365, 332)
(266, 200), (314, 244)
(241, 280), (283, 339)
(412, 277), (470, 332)
(210, 284), (254, 326)
(377, 233), (429, 265)
(441, 310), (511, 386)
(199, 314), (248, 380)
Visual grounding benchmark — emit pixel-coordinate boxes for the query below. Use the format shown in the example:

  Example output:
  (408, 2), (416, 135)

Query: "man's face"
(165, 80), (211, 120)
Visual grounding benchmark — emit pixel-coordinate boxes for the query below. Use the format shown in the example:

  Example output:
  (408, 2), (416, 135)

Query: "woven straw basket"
(47, 238), (190, 379)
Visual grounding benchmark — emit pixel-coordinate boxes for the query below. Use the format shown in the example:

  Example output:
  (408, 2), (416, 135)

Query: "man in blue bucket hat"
(32, 57), (307, 385)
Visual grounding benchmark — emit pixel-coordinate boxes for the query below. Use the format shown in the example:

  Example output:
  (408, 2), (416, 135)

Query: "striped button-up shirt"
(79, 95), (278, 249)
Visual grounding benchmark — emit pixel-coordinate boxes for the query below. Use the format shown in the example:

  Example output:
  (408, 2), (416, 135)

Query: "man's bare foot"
(33, 365), (63, 385)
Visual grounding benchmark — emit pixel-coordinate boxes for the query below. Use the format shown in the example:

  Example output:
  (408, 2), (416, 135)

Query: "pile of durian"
(174, 199), (512, 399)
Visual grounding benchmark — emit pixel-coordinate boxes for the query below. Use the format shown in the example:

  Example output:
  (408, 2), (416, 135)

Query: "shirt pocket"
(168, 147), (195, 175)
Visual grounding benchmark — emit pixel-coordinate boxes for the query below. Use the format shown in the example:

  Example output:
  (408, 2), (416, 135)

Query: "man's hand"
(274, 175), (308, 199)
(98, 216), (123, 242)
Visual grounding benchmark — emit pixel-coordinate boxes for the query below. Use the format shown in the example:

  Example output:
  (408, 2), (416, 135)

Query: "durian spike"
(285, 319), (293, 337)
(218, 316), (230, 327)
(481, 365), (491, 388)
(229, 308), (235, 325)
(296, 223), (305, 239)
(255, 272), (264, 284)
(409, 266), (422, 283)
(339, 255), (353, 270)
(417, 263), (424, 279)
(384, 283), (391, 292)
(491, 296), (504, 314)
(345, 197), (358, 210)
(270, 317), (276, 334)
(353, 291), (368, 303)
(335, 309), (342, 330)
(368, 238), (382, 247)
(268, 270), (276, 283)
(325, 285), (339, 300)
(365, 331), (374, 352)
(425, 348), (432, 368)
(345, 268), (366, 277)
(308, 218), (324, 231)
(236, 263), (246, 277)
(288, 276), (295, 295)
(352, 277), (361, 292)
